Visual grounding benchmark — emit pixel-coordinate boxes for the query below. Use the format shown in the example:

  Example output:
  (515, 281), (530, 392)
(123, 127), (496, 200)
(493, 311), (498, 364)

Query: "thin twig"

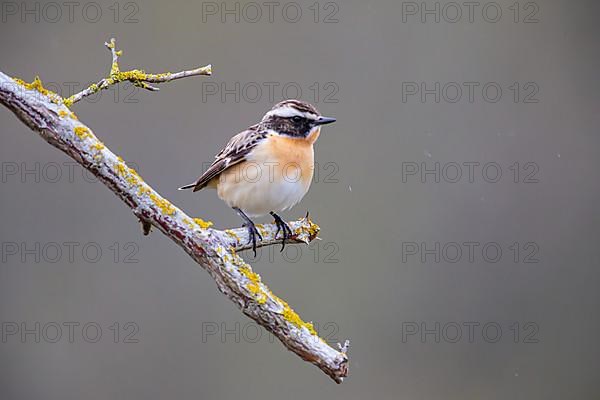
(63, 38), (212, 107)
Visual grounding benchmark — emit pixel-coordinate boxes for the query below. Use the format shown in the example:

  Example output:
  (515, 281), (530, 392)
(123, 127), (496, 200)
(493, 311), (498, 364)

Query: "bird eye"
(292, 116), (302, 123)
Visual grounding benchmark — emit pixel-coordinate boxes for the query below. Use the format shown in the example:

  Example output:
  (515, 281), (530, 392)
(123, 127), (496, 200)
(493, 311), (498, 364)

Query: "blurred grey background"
(1, 0), (599, 398)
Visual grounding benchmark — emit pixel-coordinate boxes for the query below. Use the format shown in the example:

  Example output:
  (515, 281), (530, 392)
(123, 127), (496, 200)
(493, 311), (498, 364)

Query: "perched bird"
(179, 99), (336, 255)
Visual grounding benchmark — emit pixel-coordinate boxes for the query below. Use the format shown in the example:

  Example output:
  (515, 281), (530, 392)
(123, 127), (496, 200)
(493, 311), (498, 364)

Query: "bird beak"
(314, 116), (336, 126)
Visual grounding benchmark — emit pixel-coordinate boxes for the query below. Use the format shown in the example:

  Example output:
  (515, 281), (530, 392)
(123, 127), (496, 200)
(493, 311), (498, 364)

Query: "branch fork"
(0, 39), (349, 383)
(62, 38), (212, 107)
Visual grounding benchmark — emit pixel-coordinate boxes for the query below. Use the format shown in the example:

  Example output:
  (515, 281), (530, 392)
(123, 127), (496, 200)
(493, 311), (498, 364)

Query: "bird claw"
(270, 212), (293, 252)
(243, 222), (262, 257)
(234, 207), (263, 257)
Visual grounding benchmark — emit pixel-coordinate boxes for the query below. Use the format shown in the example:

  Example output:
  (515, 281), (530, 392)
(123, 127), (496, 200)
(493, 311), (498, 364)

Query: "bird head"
(261, 99), (336, 142)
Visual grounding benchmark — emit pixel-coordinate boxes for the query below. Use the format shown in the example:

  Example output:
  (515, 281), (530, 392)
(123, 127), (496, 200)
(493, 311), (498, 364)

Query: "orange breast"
(264, 134), (315, 189)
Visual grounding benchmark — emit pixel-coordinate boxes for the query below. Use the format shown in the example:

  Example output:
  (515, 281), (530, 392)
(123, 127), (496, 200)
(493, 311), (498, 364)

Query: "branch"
(63, 39), (212, 106)
(0, 43), (349, 383)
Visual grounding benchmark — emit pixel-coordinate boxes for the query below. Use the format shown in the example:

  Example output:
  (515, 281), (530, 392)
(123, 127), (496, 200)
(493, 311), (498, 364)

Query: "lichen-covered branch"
(0, 48), (349, 382)
(62, 39), (212, 106)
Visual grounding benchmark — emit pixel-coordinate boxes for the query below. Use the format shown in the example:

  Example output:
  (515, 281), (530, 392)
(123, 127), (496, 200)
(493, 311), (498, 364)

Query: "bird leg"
(270, 211), (293, 252)
(234, 207), (262, 256)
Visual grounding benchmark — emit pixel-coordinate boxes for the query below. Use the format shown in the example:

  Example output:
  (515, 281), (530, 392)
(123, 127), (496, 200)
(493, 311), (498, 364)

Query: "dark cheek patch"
(269, 117), (313, 137)
(300, 120), (312, 135)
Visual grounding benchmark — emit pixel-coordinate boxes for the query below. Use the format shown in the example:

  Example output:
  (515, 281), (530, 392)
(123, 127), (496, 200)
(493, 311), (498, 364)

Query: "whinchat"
(179, 99), (336, 255)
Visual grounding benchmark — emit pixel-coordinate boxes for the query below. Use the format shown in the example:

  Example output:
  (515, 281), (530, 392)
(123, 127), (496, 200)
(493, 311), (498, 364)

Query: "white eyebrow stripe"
(264, 106), (317, 120)
(264, 106), (303, 118)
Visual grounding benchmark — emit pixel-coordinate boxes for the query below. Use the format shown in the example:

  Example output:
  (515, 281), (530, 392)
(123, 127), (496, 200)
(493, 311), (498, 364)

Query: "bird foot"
(243, 221), (263, 257)
(270, 212), (293, 251)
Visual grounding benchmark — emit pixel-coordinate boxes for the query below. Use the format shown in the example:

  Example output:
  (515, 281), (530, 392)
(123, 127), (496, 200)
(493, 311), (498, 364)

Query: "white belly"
(216, 161), (310, 217)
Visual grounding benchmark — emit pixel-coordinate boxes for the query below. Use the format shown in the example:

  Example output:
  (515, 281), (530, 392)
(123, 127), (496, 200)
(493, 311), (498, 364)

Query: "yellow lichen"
(149, 193), (176, 215)
(125, 167), (144, 187)
(15, 76), (46, 94)
(115, 69), (147, 82)
(91, 142), (105, 152)
(281, 301), (317, 335)
(128, 167), (141, 177)
(115, 162), (127, 177)
(14, 76), (61, 104)
(225, 229), (240, 241)
(193, 218), (213, 229)
(255, 224), (268, 238)
(125, 174), (139, 187)
(238, 262), (316, 333)
(58, 110), (68, 118)
(110, 63), (120, 76)
(218, 228), (319, 334)
(298, 217), (320, 238)
(138, 186), (151, 196)
(249, 285), (266, 304)
(74, 126), (91, 140)
(182, 218), (195, 230)
(239, 264), (267, 304)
